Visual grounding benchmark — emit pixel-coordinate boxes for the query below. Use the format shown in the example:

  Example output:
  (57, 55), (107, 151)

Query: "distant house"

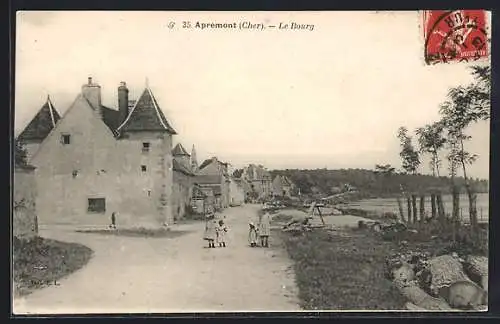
(13, 164), (38, 240)
(172, 143), (196, 221)
(20, 77), (178, 227)
(190, 184), (207, 215)
(242, 164), (272, 200)
(272, 175), (295, 198)
(229, 177), (245, 206)
(196, 157), (231, 209)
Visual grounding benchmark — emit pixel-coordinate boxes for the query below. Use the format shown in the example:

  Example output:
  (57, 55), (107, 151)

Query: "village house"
(272, 174), (295, 198)
(228, 177), (246, 206)
(196, 157), (231, 210)
(242, 164), (272, 200)
(171, 143), (196, 221)
(18, 77), (180, 228)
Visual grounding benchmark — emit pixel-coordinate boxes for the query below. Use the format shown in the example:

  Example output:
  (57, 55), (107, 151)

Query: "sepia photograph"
(12, 10), (490, 314)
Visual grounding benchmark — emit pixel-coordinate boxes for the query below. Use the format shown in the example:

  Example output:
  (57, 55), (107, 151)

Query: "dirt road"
(13, 204), (300, 314)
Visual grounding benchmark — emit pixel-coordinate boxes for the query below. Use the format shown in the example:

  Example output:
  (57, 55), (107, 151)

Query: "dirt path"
(13, 204), (300, 314)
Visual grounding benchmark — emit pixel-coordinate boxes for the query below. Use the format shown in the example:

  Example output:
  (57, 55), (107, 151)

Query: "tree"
(14, 138), (28, 167)
(232, 168), (244, 178)
(415, 121), (447, 177)
(397, 127), (421, 175)
(439, 64), (490, 233)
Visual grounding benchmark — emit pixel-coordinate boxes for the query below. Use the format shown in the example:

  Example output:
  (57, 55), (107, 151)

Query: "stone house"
(229, 177), (245, 206)
(196, 157), (231, 209)
(172, 143), (196, 221)
(20, 77), (178, 228)
(242, 164), (272, 200)
(190, 185), (207, 215)
(272, 175), (295, 198)
(13, 164), (38, 239)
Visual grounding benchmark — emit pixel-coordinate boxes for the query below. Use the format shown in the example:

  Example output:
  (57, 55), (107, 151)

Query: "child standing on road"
(217, 219), (228, 247)
(204, 213), (217, 248)
(248, 222), (258, 247)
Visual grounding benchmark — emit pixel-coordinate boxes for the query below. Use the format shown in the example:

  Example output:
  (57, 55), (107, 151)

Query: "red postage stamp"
(423, 10), (490, 65)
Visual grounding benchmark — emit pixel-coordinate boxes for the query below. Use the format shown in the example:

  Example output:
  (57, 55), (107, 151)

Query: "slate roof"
(117, 87), (177, 134)
(101, 105), (120, 136)
(199, 158), (214, 170)
(172, 143), (190, 156)
(172, 158), (195, 176)
(18, 97), (61, 143)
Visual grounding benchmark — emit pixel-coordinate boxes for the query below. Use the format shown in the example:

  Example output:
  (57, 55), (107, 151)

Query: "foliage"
(397, 127), (421, 175)
(232, 168), (244, 178)
(415, 122), (447, 177)
(14, 138), (28, 167)
(269, 168), (487, 198)
(438, 64), (491, 230)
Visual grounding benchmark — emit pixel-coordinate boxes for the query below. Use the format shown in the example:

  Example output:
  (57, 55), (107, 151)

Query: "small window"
(142, 142), (150, 153)
(61, 134), (71, 145)
(87, 198), (106, 213)
(141, 165), (147, 172)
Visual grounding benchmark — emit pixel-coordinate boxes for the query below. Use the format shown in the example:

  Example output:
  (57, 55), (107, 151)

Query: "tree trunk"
(419, 195), (425, 225)
(436, 194), (445, 221)
(459, 138), (478, 236)
(411, 195), (418, 224)
(397, 196), (406, 223)
(451, 187), (460, 242)
(431, 194), (437, 219)
(407, 196), (413, 224)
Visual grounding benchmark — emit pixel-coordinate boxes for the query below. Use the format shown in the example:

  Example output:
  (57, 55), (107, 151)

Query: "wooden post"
(407, 196), (412, 224)
(419, 195), (425, 225)
(411, 195), (418, 224)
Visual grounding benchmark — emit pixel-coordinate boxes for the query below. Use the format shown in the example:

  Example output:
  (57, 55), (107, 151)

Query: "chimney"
(118, 81), (129, 124)
(81, 76), (102, 116)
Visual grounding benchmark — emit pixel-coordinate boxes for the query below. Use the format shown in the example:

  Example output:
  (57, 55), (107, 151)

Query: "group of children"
(203, 214), (228, 248)
(248, 211), (271, 247)
(203, 210), (272, 248)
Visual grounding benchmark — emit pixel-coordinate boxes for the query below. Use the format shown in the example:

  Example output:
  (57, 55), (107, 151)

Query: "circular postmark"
(424, 10), (489, 65)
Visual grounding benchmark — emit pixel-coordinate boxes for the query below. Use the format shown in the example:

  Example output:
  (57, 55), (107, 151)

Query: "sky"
(14, 11), (490, 179)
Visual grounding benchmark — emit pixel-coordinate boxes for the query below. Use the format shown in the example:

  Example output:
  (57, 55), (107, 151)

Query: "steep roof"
(100, 105), (120, 136)
(172, 158), (195, 176)
(172, 143), (190, 156)
(199, 158), (214, 170)
(18, 97), (61, 142)
(117, 87), (177, 134)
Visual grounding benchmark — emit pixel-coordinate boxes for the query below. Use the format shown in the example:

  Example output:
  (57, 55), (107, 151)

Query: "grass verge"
(278, 228), (406, 310)
(13, 236), (94, 297)
(76, 228), (189, 238)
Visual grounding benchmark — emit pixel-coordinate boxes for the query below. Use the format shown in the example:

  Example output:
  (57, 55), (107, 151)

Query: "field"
(343, 193), (489, 223)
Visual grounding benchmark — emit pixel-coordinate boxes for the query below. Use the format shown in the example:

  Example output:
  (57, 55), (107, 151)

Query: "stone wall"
(172, 170), (194, 221)
(13, 166), (38, 239)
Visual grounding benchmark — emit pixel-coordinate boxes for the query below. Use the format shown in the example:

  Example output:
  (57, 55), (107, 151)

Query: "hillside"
(269, 168), (488, 198)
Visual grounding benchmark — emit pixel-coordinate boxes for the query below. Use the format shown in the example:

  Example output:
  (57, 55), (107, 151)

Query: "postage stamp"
(423, 10), (490, 65)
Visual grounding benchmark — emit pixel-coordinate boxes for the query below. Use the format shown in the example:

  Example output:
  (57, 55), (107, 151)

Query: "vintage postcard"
(12, 11), (490, 314)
